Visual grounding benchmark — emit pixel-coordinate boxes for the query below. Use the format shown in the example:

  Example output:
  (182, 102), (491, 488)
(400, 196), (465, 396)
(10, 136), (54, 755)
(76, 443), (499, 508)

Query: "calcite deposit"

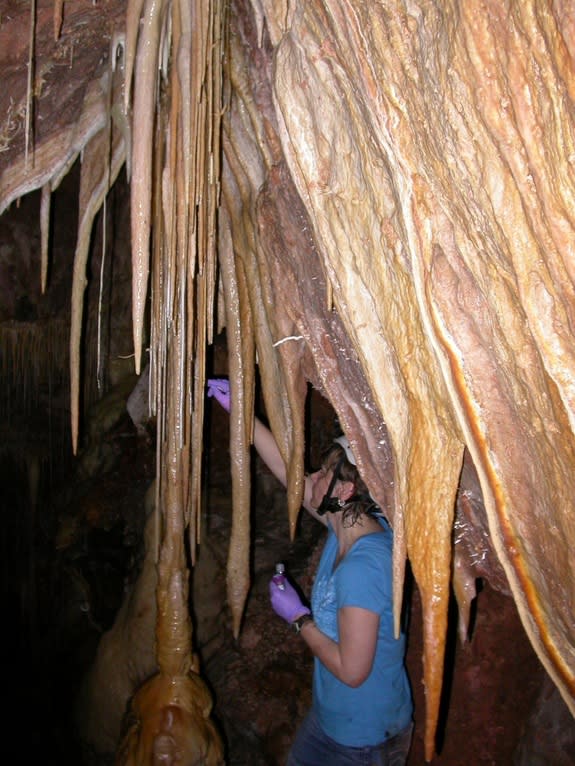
(0, 0), (573, 762)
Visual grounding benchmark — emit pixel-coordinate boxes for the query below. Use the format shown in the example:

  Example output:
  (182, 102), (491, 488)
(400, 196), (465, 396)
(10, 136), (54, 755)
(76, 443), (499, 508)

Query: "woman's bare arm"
(299, 606), (379, 687)
(253, 418), (287, 485)
(252, 418), (327, 524)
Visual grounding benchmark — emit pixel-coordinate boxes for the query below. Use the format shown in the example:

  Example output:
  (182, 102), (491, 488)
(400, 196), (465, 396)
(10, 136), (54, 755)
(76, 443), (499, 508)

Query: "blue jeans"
(286, 710), (413, 766)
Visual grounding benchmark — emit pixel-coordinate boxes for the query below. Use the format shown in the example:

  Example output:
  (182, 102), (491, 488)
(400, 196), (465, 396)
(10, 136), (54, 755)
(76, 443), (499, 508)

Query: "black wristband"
(291, 613), (314, 634)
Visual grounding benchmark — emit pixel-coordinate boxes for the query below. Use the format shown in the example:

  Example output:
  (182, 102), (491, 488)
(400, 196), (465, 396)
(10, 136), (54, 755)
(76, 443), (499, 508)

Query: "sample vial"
(273, 562), (286, 590)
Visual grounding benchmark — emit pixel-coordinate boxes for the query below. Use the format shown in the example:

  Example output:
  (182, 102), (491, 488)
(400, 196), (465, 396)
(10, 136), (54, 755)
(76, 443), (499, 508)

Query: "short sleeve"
(334, 533), (393, 615)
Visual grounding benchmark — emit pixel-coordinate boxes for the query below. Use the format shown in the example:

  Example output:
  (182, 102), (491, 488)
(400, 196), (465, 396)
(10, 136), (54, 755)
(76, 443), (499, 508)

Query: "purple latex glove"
(207, 378), (231, 413)
(269, 577), (311, 623)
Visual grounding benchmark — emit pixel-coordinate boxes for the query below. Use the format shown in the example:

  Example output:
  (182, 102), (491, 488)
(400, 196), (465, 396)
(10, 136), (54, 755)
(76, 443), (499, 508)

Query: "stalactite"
(275, 342), (307, 537)
(218, 210), (255, 638)
(142, 0), (231, 633)
(25, 0), (36, 168)
(69, 65), (126, 453)
(130, 0), (167, 377)
(53, 0), (64, 40)
(124, 0), (146, 119)
(186, 0), (225, 560)
(40, 184), (50, 294)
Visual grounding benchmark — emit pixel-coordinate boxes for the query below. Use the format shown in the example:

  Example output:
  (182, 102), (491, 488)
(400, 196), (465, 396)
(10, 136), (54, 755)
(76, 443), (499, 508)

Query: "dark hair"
(321, 443), (377, 526)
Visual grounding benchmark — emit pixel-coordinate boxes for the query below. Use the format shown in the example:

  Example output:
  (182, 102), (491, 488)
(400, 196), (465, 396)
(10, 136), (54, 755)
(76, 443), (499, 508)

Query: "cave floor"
(11, 416), (554, 765)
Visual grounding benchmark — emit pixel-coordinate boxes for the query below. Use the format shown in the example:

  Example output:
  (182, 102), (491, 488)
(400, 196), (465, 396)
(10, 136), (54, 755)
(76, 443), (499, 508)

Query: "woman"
(207, 379), (413, 766)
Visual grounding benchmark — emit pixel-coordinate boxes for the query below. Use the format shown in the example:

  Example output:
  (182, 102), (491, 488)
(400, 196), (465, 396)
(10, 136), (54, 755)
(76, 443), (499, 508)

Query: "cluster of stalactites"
(107, 0), (226, 656)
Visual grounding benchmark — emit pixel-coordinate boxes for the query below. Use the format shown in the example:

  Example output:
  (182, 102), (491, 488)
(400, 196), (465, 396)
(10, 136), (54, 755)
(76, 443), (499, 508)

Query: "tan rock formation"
(0, 0), (573, 762)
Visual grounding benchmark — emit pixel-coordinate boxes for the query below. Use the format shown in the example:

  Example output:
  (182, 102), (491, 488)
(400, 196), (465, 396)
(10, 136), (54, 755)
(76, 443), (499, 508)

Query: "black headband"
(316, 455), (346, 516)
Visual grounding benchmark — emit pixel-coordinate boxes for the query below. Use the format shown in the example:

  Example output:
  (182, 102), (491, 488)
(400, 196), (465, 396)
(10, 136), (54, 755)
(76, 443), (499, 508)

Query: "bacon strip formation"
(221, 1), (575, 759)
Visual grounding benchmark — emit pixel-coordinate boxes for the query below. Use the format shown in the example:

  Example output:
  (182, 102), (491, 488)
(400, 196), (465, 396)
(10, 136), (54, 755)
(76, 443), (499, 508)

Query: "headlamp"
(333, 435), (356, 465)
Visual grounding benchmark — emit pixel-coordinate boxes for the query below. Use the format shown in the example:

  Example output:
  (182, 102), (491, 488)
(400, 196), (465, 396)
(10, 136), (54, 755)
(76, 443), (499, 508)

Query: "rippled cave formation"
(1, 1), (575, 764)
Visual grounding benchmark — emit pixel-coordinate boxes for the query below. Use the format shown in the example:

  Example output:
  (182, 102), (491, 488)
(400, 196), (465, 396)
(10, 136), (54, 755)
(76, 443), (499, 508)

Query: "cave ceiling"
(0, 0), (574, 761)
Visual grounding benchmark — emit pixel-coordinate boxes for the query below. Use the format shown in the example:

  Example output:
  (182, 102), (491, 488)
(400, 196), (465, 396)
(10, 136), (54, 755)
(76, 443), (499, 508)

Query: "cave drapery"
(0, 0), (574, 762)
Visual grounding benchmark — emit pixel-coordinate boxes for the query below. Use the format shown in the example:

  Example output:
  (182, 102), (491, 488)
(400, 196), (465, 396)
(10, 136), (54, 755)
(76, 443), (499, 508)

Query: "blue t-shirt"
(310, 519), (413, 747)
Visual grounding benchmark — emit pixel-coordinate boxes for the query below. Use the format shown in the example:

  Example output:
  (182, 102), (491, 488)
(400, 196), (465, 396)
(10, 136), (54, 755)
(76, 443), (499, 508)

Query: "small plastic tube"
(273, 562), (286, 590)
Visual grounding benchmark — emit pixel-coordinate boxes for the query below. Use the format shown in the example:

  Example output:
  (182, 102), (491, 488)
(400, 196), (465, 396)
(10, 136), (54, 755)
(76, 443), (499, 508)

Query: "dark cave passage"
(2, 391), (560, 766)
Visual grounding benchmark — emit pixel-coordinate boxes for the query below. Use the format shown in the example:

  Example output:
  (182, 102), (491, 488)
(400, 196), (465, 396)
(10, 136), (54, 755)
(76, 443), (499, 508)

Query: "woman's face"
(309, 465), (336, 509)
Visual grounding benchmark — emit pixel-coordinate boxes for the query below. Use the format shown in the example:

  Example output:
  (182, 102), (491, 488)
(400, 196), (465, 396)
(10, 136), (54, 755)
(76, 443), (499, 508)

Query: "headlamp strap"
(317, 456), (346, 516)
